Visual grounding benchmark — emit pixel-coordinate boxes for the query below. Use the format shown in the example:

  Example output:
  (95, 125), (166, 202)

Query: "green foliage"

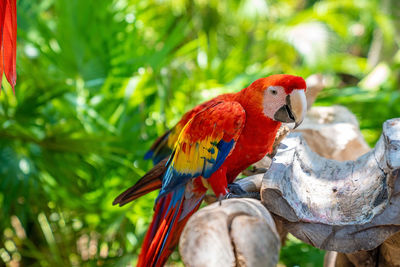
(1, 0), (399, 266)
(280, 235), (325, 267)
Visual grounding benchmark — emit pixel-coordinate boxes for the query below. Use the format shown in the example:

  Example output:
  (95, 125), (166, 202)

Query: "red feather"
(0, 0), (17, 93)
(137, 181), (204, 267)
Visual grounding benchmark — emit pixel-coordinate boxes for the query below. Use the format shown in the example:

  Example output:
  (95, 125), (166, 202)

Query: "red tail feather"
(137, 186), (204, 267)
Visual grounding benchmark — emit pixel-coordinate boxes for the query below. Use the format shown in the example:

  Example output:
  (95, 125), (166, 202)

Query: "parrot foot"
(224, 183), (261, 200)
(224, 191), (260, 200)
(227, 182), (247, 195)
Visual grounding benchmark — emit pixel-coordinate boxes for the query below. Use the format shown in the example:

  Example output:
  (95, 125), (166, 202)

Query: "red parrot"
(113, 74), (307, 267)
(0, 0), (17, 92)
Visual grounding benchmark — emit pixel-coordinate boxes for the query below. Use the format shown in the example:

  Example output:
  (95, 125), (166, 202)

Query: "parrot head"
(243, 74), (307, 129)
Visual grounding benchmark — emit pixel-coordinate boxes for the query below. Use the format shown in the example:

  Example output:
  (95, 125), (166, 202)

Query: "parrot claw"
(227, 182), (247, 195)
(218, 195), (224, 206)
(224, 192), (261, 200)
(224, 183), (261, 200)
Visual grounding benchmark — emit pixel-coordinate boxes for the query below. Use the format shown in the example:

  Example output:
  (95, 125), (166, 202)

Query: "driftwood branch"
(262, 118), (400, 253)
(179, 199), (280, 267)
(295, 105), (370, 161)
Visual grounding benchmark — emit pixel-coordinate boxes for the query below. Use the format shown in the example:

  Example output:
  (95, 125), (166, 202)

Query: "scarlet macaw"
(114, 74), (307, 267)
(0, 0), (17, 92)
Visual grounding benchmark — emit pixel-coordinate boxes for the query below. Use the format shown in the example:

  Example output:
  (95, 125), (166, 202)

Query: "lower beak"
(273, 90), (307, 129)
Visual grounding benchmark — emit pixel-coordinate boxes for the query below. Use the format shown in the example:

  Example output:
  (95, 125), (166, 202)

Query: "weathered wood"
(295, 105), (370, 161)
(179, 198), (280, 267)
(236, 173), (263, 193)
(304, 74), (325, 109)
(324, 251), (339, 267)
(333, 231), (400, 266)
(261, 118), (400, 253)
(378, 231), (400, 266)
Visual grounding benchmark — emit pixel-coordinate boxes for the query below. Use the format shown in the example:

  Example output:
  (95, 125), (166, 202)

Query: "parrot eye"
(268, 87), (278, 96)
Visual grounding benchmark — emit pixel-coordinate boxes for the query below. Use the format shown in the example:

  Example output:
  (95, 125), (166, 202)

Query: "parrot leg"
(207, 169), (260, 200)
(225, 182), (261, 200)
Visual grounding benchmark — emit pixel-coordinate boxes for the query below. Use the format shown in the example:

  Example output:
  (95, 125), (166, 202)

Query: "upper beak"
(273, 89), (307, 129)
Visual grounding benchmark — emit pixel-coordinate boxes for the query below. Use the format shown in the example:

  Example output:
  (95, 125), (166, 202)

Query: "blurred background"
(1, 0), (399, 266)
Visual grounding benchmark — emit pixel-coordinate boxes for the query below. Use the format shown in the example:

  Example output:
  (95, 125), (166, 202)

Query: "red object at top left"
(0, 0), (16, 93)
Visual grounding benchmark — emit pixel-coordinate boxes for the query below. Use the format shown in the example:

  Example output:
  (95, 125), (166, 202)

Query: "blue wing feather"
(156, 101), (245, 202)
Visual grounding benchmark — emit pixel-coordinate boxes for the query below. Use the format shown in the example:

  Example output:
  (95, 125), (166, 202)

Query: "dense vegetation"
(1, 0), (399, 266)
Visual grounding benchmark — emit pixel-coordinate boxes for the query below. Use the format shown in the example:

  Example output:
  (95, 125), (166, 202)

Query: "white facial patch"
(262, 86), (287, 119)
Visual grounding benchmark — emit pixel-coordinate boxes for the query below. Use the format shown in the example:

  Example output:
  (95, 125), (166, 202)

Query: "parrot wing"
(144, 100), (219, 165)
(157, 100), (246, 199)
(144, 129), (174, 165)
(144, 93), (236, 164)
(113, 98), (244, 206)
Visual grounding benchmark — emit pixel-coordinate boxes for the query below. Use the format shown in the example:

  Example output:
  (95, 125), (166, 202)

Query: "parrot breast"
(223, 109), (281, 182)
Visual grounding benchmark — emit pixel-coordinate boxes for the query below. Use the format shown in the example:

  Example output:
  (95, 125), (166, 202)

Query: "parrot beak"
(273, 89), (307, 129)
(289, 89), (307, 129)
